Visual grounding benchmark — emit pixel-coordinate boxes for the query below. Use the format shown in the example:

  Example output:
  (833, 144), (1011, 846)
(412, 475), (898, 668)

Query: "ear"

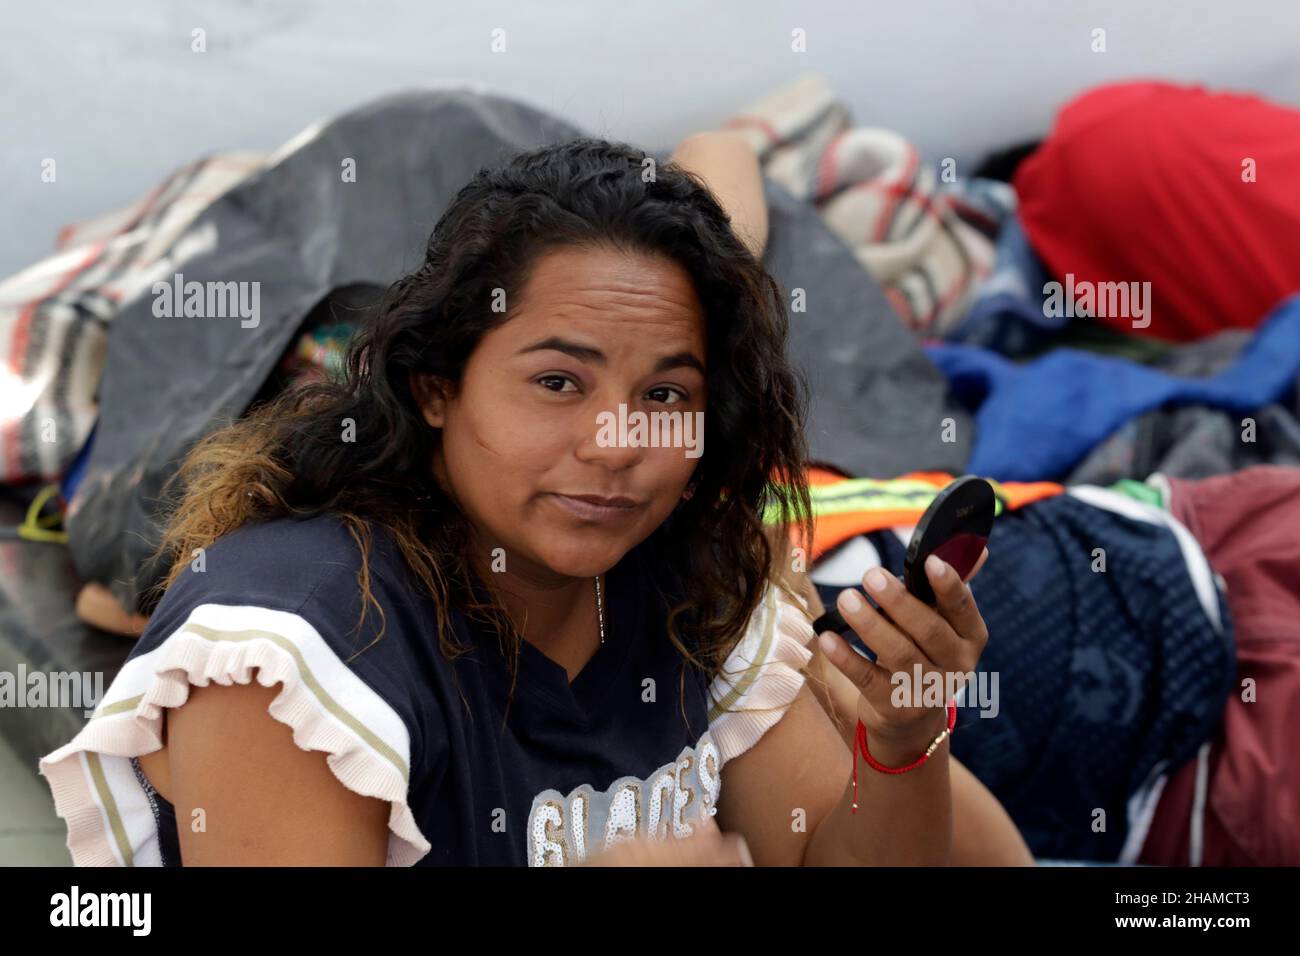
(410, 371), (453, 429)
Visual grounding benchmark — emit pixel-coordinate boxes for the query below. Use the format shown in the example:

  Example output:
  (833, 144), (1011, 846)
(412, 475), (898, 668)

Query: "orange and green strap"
(765, 467), (1063, 562)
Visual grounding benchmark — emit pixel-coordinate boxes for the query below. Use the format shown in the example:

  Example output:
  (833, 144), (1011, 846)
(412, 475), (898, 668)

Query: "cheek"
(441, 395), (566, 496)
(640, 447), (699, 510)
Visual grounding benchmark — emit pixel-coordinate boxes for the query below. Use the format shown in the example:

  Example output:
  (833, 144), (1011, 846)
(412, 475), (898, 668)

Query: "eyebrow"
(515, 336), (705, 375)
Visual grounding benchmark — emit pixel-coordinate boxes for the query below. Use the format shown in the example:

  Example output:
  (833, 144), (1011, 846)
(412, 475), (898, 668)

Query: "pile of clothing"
(735, 76), (1300, 864)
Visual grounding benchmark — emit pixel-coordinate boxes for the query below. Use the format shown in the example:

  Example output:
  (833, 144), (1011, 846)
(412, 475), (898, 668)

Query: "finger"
(583, 838), (667, 867)
(692, 809), (723, 842)
(817, 628), (889, 689)
(726, 834), (756, 867)
(701, 833), (754, 867)
(581, 842), (633, 866)
(834, 583), (935, 672)
(855, 569), (955, 670)
(656, 829), (753, 867)
(816, 628), (905, 721)
(926, 555), (989, 651)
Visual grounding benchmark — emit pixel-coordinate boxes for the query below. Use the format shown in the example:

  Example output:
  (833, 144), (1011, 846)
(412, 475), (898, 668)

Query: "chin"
(536, 538), (631, 579)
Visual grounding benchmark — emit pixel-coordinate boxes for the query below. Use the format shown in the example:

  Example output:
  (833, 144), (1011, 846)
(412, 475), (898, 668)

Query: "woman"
(40, 130), (1032, 866)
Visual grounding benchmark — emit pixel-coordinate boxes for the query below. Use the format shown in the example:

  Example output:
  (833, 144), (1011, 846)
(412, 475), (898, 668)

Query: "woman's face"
(418, 244), (708, 585)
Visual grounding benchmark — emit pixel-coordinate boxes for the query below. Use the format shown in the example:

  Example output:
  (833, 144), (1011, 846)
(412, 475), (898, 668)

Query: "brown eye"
(537, 374), (578, 393)
(647, 385), (687, 405)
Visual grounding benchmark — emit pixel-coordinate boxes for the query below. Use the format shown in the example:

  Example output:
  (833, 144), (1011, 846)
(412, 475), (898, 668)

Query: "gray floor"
(0, 733), (71, 866)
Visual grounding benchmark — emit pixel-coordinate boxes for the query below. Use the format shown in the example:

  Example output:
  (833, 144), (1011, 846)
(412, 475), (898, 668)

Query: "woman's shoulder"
(132, 512), (434, 695)
(148, 513), (409, 632)
(135, 508), (436, 674)
(166, 512), (378, 598)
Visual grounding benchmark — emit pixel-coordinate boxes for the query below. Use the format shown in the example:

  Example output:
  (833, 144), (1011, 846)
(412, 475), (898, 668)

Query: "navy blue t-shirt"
(83, 511), (786, 866)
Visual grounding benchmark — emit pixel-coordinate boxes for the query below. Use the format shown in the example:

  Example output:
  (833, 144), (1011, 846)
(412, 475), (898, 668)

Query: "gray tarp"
(66, 89), (971, 612)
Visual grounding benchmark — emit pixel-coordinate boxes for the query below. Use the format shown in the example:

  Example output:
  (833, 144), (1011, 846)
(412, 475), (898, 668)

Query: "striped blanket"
(0, 153), (263, 484)
(726, 74), (999, 337)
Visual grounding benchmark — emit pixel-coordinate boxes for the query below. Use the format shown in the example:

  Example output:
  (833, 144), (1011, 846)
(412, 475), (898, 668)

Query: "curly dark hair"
(152, 137), (813, 713)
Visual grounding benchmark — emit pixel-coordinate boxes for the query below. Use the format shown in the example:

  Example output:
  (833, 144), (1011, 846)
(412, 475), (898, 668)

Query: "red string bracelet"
(850, 700), (957, 814)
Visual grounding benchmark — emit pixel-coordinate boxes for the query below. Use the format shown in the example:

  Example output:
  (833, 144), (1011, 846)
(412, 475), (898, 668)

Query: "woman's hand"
(817, 550), (991, 764)
(581, 812), (754, 867)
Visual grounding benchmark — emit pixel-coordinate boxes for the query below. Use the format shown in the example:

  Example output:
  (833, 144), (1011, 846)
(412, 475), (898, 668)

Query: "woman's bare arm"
(669, 130), (768, 259)
(163, 679), (391, 865)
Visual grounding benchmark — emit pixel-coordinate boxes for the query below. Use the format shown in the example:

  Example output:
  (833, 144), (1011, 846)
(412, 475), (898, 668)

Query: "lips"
(547, 493), (643, 523)
(563, 494), (640, 508)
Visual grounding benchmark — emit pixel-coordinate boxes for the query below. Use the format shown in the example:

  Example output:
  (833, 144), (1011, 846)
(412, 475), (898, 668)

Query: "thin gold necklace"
(595, 574), (606, 645)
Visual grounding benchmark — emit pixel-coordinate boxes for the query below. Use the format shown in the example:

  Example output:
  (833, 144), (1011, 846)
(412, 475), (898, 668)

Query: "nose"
(576, 402), (647, 470)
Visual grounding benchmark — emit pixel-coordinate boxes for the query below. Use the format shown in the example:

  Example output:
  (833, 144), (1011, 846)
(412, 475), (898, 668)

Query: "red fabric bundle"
(1015, 81), (1300, 341)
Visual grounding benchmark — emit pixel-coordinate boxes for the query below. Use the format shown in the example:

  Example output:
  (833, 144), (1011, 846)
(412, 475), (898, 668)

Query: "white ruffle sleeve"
(706, 581), (817, 765)
(38, 602), (432, 866)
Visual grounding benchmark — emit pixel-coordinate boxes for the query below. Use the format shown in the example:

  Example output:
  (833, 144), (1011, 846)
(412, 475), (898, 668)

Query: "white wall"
(3, 0), (1297, 279)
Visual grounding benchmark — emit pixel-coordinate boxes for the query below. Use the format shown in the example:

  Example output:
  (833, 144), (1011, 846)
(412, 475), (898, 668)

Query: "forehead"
(495, 244), (707, 352)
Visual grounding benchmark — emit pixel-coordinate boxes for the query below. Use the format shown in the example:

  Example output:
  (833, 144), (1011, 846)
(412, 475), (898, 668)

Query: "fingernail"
(736, 837), (754, 867)
(839, 589), (864, 612)
(926, 555), (947, 578)
(865, 568), (888, 593)
(818, 632), (839, 656)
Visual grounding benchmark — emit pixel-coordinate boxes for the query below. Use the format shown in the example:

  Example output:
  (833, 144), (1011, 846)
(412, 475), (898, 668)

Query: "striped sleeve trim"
(37, 602), (432, 866)
(706, 582), (816, 765)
